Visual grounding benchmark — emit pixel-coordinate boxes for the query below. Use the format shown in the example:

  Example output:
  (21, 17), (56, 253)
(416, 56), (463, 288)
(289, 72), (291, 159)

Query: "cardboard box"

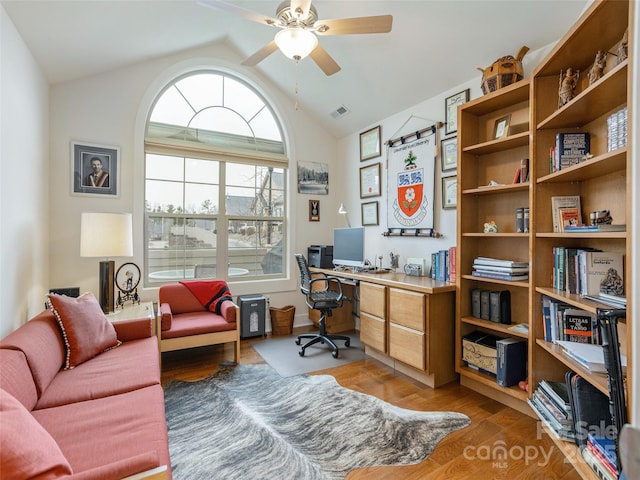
(462, 331), (499, 374)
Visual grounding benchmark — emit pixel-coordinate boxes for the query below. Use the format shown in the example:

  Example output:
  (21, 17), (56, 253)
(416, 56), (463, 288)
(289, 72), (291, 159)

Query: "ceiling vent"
(330, 105), (350, 119)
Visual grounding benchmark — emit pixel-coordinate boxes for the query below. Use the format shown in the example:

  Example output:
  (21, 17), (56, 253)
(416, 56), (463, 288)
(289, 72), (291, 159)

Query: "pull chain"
(294, 58), (300, 111)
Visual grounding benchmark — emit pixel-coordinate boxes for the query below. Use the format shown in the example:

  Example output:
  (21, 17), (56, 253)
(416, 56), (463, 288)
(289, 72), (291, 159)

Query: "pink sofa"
(0, 307), (171, 479)
(158, 281), (240, 361)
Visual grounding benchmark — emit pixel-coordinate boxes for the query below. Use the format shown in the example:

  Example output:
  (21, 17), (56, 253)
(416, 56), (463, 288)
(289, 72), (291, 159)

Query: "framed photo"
(360, 162), (381, 198)
(493, 114), (511, 139)
(71, 141), (119, 197)
(297, 161), (328, 195)
(440, 136), (458, 171)
(361, 201), (379, 226)
(360, 125), (381, 161)
(442, 175), (457, 209)
(308, 200), (320, 222)
(445, 89), (470, 135)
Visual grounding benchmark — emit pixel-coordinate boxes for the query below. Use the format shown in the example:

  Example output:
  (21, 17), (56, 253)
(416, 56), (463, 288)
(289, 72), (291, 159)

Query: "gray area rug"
(250, 332), (367, 377)
(164, 363), (470, 480)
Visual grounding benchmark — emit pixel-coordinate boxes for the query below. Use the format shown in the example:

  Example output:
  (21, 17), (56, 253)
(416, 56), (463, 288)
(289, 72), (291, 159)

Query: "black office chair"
(294, 253), (351, 358)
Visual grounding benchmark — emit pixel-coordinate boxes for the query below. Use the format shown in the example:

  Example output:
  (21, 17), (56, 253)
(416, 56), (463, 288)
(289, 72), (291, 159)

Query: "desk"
(312, 268), (456, 388)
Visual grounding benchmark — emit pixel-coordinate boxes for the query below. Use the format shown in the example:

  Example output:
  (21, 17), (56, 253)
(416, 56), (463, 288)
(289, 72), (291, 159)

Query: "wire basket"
(269, 305), (295, 336)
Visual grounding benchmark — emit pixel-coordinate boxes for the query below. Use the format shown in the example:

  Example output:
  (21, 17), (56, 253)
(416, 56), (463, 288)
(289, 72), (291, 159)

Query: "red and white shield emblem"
(397, 168), (424, 217)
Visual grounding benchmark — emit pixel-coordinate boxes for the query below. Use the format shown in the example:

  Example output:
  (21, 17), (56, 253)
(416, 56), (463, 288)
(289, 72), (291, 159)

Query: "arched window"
(144, 71), (287, 285)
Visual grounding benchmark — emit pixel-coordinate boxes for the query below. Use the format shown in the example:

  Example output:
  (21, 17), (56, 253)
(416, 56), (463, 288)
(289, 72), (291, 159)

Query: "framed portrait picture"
(445, 89), (470, 135)
(441, 136), (458, 171)
(71, 141), (119, 197)
(360, 162), (381, 198)
(493, 114), (511, 139)
(308, 200), (320, 221)
(361, 201), (379, 226)
(360, 125), (381, 161)
(442, 175), (457, 209)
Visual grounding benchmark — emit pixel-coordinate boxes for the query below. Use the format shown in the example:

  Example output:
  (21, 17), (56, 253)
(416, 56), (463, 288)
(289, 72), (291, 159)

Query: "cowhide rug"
(164, 363), (470, 479)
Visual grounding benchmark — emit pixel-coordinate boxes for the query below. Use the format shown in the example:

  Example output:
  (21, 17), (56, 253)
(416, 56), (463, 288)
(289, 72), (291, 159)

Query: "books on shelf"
(551, 195), (581, 232)
(553, 132), (590, 172)
(471, 271), (529, 282)
(559, 207), (581, 232)
(554, 340), (627, 374)
(579, 250), (624, 297)
(563, 224), (626, 233)
(472, 257), (529, 282)
(562, 308), (597, 344)
(496, 337), (526, 387)
(607, 106), (628, 152)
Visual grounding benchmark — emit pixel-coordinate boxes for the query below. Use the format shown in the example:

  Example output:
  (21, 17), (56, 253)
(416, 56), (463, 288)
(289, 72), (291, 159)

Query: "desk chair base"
(296, 312), (350, 359)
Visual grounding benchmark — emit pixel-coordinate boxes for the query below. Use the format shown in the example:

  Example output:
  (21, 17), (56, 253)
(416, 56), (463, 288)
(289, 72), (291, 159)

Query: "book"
(556, 132), (590, 170)
(471, 264), (530, 274)
(586, 443), (618, 479)
(473, 257), (529, 268)
(551, 195), (581, 233)
(471, 271), (529, 282)
(581, 446), (617, 480)
(539, 380), (571, 412)
(559, 207), (582, 232)
(496, 337), (526, 387)
(480, 290), (490, 320)
(580, 250), (624, 296)
(515, 207), (524, 232)
(533, 390), (571, 427)
(448, 246), (456, 283)
(507, 323), (528, 334)
(471, 289), (482, 318)
(523, 207), (529, 233)
(528, 398), (575, 442)
(489, 290), (511, 324)
(588, 434), (618, 472)
(562, 308), (597, 344)
(512, 167), (522, 184)
(541, 296), (552, 341)
(555, 340), (627, 374)
(519, 158), (529, 183)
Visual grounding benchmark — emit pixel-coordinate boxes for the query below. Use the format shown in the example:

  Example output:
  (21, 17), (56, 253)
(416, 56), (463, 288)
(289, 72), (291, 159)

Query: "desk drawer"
(389, 288), (425, 331)
(389, 322), (425, 370)
(360, 282), (386, 319)
(360, 312), (386, 352)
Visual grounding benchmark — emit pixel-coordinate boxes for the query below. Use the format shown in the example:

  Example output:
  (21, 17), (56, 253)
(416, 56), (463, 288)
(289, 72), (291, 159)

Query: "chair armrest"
(309, 276), (343, 300)
(67, 452), (163, 480)
(159, 303), (173, 331)
(220, 301), (237, 323)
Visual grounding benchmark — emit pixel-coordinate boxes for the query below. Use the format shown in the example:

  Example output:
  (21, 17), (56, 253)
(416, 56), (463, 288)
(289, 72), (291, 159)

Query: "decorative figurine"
(558, 68), (579, 108)
(483, 221), (498, 233)
(588, 50), (607, 86)
(616, 28), (628, 65)
(389, 252), (399, 270)
(590, 210), (613, 225)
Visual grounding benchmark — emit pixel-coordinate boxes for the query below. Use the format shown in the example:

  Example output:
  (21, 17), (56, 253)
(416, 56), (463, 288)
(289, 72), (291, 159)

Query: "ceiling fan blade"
(290, 0), (312, 20)
(241, 41), (279, 67)
(315, 15), (393, 35)
(309, 44), (341, 76)
(197, 0), (279, 27)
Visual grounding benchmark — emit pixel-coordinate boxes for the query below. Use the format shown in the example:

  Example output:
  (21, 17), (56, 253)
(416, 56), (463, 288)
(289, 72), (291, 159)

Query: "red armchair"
(157, 281), (240, 362)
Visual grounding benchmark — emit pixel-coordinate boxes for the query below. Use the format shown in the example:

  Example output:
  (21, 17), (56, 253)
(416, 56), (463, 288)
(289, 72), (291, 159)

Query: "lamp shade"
(80, 212), (133, 258)
(274, 28), (318, 60)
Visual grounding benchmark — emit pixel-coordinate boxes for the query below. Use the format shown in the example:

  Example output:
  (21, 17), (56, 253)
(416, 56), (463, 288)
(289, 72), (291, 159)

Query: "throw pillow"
(0, 388), (73, 479)
(47, 292), (120, 369)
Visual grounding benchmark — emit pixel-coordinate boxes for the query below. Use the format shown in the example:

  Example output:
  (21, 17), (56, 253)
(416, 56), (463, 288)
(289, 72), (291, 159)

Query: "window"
(144, 71), (287, 286)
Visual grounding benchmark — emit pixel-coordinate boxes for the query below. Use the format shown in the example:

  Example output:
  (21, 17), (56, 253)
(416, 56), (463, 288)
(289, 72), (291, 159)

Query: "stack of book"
(528, 380), (574, 441)
(549, 132), (590, 173)
(607, 106), (628, 152)
(430, 246), (456, 282)
(471, 257), (529, 282)
(540, 296), (601, 344)
(582, 434), (621, 480)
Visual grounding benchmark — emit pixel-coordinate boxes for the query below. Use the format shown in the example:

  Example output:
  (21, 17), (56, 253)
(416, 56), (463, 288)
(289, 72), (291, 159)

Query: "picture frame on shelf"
(359, 125), (381, 161)
(492, 114), (511, 139)
(441, 136), (458, 171)
(71, 141), (119, 197)
(308, 200), (320, 221)
(442, 175), (457, 209)
(361, 201), (379, 226)
(360, 162), (381, 198)
(445, 89), (470, 135)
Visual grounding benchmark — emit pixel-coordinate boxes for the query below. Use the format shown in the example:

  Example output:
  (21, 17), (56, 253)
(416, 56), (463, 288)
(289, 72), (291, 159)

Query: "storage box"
(462, 331), (500, 374)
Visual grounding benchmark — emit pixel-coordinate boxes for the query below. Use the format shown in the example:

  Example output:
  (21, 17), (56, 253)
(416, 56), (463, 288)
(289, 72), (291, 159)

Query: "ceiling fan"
(198, 0), (393, 76)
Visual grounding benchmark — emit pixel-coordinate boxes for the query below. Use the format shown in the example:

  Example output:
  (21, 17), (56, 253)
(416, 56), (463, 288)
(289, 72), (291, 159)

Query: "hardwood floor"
(161, 332), (581, 480)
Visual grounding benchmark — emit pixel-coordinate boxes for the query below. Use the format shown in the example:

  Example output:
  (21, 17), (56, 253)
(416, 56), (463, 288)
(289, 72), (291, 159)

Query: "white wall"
(0, 6), (50, 338)
(47, 41), (338, 325)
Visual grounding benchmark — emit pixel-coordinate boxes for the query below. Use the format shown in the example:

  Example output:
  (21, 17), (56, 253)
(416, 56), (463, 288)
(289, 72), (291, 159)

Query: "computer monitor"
(332, 227), (365, 268)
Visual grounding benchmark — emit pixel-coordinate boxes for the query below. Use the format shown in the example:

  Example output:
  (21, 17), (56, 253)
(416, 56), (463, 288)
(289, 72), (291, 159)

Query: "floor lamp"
(80, 212), (133, 314)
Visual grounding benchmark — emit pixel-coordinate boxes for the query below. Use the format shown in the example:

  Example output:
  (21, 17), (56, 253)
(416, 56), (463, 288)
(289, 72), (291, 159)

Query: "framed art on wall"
(360, 162), (381, 198)
(440, 136), (458, 171)
(309, 200), (320, 221)
(361, 201), (379, 226)
(71, 141), (119, 197)
(360, 125), (381, 161)
(442, 175), (457, 209)
(445, 89), (470, 135)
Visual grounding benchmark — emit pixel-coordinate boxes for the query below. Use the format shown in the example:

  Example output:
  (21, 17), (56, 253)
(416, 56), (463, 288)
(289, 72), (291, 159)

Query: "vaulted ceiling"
(2, 0), (589, 138)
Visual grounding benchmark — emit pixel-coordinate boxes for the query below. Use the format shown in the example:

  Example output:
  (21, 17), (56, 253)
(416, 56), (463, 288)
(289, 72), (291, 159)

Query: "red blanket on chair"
(179, 280), (233, 315)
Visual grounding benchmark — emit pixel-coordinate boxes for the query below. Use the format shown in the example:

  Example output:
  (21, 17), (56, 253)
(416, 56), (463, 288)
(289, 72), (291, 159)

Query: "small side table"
(108, 301), (156, 333)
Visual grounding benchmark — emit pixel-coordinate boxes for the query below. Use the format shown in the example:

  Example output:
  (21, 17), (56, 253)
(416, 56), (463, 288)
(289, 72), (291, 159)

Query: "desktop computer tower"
(238, 294), (266, 339)
(308, 245), (333, 268)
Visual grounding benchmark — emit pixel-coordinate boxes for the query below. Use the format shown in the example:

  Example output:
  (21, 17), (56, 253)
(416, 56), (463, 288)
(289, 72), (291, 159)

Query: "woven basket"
(270, 305), (295, 336)
(478, 46), (529, 95)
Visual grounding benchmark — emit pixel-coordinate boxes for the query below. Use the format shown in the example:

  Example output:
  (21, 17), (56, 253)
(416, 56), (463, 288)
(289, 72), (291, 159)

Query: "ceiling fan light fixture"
(275, 28), (318, 60)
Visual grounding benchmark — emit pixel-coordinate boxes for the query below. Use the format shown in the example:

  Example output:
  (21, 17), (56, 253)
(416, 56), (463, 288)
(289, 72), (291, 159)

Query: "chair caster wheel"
(299, 349), (305, 357)
(332, 351), (339, 359)
(345, 340), (351, 347)
(295, 339), (301, 345)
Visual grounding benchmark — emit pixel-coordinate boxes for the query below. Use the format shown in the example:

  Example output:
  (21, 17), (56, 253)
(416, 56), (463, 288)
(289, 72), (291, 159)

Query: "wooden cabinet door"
(389, 323), (425, 370)
(360, 282), (386, 318)
(360, 312), (386, 352)
(389, 288), (425, 331)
